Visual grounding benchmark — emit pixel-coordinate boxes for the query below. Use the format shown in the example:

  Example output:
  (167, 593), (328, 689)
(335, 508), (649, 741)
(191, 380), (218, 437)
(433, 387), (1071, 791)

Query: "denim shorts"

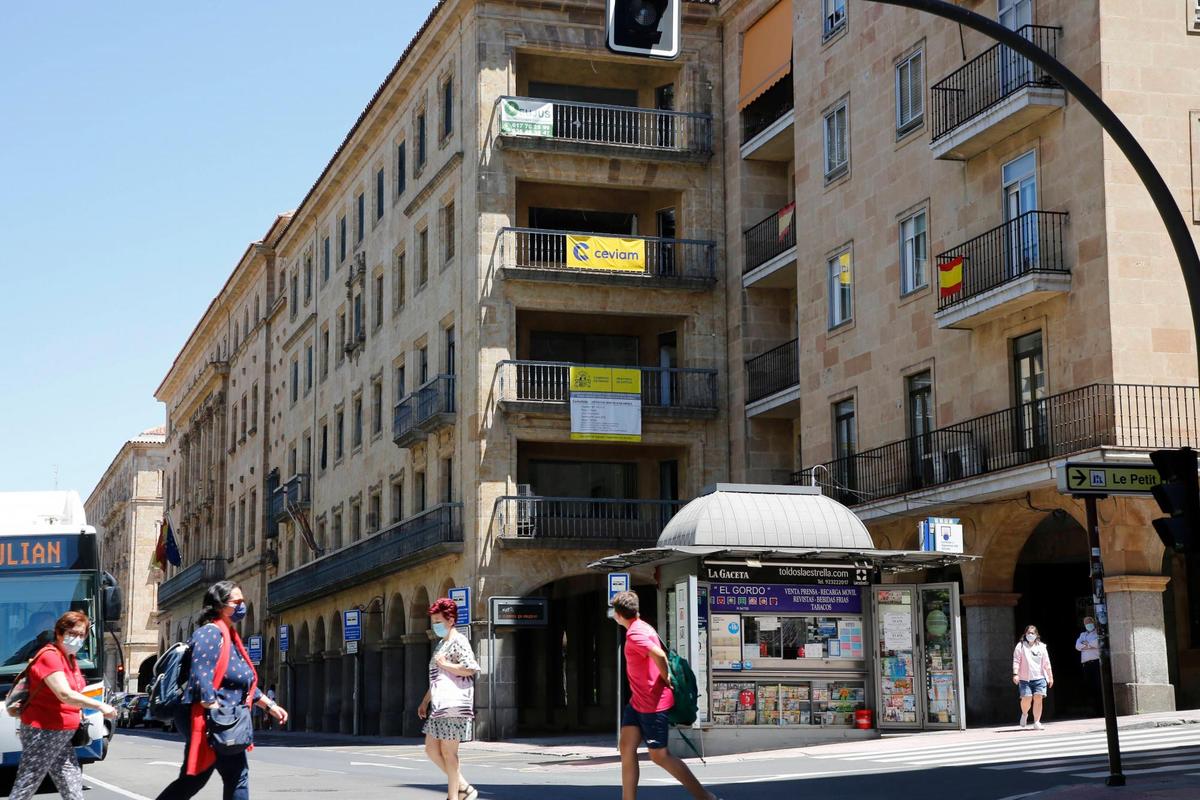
(1019, 678), (1048, 697)
(621, 704), (670, 749)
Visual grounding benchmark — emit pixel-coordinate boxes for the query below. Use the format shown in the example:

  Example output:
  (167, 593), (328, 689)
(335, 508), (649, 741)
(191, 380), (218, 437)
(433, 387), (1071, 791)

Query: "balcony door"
(655, 83), (676, 149)
(1002, 151), (1039, 279)
(657, 331), (678, 407)
(656, 207), (677, 277)
(527, 207), (637, 268)
(658, 459), (679, 529)
(998, 0), (1035, 91)
(832, 399), (857, 501)
(906, 372), (934, 489)
(528, 81), (639, 145)
(1012, 330), (1048, 455)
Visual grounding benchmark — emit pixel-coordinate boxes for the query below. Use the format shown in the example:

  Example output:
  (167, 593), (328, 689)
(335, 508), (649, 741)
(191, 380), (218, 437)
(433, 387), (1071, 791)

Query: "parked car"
(126, 694), (153, 728)
(114, 693), (137, 728)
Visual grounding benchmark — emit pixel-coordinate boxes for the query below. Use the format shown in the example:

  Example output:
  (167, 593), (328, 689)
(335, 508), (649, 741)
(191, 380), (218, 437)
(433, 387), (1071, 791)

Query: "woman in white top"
(1075, 616), (1102, 716)
(1012, 624), (1054, 730)
(418, 597), (480, 800)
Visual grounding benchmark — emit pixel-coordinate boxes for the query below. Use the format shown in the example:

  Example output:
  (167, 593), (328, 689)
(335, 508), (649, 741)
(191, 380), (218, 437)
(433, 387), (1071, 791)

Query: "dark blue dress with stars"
(185, 623), (262, 708)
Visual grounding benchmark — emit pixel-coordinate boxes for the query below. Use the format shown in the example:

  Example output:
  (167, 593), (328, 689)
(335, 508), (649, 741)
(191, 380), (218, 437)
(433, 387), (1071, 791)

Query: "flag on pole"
(939, 256), (964, 298)
(152, 517), (182, 573)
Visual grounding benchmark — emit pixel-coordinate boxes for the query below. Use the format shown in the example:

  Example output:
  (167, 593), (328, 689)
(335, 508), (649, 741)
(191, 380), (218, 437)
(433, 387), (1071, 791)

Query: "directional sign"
(278, 625), (290, 653)
(343, 610), (362, 642)
(246, 635), (263, 665)
(449, 587), (470, 627)
(1058, 461), (1161, 496)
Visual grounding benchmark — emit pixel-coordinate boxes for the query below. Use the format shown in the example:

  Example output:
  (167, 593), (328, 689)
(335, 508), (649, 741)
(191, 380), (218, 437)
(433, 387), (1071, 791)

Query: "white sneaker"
(1019, 716), (1027, 729)
(1033, 722), (1044, 731)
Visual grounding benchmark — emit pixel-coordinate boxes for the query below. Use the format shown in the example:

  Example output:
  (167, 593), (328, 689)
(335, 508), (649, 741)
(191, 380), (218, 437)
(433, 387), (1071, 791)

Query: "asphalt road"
(26, 721), (1200, 799)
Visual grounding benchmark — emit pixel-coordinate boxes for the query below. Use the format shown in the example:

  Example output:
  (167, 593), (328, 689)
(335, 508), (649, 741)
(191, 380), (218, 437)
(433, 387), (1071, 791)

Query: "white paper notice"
(883, 612), (912, 651)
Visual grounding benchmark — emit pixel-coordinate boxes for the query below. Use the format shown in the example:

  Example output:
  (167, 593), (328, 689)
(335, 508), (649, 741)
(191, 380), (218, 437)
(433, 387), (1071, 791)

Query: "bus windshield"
(0, 573), (99, 677)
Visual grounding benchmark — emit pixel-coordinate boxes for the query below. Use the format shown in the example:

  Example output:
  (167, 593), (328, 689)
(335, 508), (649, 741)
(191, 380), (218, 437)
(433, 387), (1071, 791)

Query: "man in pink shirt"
(612, 591), (722, 800)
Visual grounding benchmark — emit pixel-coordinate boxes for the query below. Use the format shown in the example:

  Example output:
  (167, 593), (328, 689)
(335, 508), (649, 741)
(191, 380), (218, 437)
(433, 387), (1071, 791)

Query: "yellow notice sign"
(569, 367), (642, 442)
(566, 235), (647, 272)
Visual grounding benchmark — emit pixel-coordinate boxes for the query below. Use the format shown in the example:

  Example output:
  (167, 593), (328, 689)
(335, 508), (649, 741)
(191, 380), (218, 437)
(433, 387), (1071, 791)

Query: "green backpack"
(662, 645), (699, 727)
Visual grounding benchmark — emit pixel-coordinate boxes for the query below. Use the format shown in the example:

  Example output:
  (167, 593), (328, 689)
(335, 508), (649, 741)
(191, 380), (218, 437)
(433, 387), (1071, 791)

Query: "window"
(415, 471), (426, 513)
(352, 395), (363, 449)
(374, 273), (384, 328)
(230, 407), (238, 450)
(896, 49), (924, 133)
(393, 251), (406, 310)
(823, 0), (847, 39)
(1003, 151), (1039, 273)
(289, 271), (299, 320)
(322, 236), (331, 282)
(353, 293), (364, 340)
(247, 491), (257, 551)
(356, 192), (365, 243)
(240, 394), (247, 438)
(336, 310), (346, 363)
(332, 511), (343, 551)
(304, 256), (313, 302)
(288, 445), (297, 477)
(250, 383), (259, 431)
(1013, 330), (1047, 451)
(371, 379), (383, 436)
(237, 498), (246, 554)
(228, 505), (236, 557)
(390, 477), (404, 523)
(442, 201), (455, 262)
(369, 490), (381, 532)
(824, 101), (849, 178)
(302, 434), (312, 475)
(419, 346), (429, 384)
(335, 409), (345, 460)
(254, 294), (260, 322)
(441, 457), (453, 504)
(444, 326), (456, 375)
(441, 78), (453, 138)
(907, 372), (933, 441)
(338, 215), (347, 262)
(320, 326), (330, 379)
(233, 322), (239, 350)
(418, 228), (429, 286)
(417, 111), (427, 167)
(350, 499), (362, 542)
(395, 363), (406, 401)
(319, 421), (328, 471)
(290, 357), (299, 404)
(833, 399), (856, 460)
(395, 142), (406, 196)
(900, 210), (928, 294)
(828, 249), (853, 327)
(375, 169), (385, 220)
(243, 307), (249, 337)
(304, 344), (314, 394)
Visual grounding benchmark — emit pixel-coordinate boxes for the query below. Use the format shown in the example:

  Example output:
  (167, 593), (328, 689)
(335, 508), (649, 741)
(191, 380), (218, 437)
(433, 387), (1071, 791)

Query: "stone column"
(340, 653), (356, 734)
(323, 650), (343, 732)
(379, 640), (406, 736)
(1104, 575), (1175, 714)
(307, 654), (324, 732)
(477, 629), (518, 740)
(961, 592), (1020, 725)
(401, 633), (430, 737)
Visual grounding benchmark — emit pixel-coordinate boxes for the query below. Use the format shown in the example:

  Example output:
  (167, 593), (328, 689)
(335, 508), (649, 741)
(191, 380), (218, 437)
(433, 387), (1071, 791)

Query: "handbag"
(206, 702), (253, 756)
(4, 645), (54, 717)
(71, 721), (91, 747)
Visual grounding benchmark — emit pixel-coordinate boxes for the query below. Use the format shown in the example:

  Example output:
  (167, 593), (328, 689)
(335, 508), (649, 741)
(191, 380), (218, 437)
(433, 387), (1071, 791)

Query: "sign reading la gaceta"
(702, 563), (871, 587)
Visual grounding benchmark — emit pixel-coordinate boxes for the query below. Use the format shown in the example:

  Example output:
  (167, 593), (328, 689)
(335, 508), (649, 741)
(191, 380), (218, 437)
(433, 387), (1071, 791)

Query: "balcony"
(935, 210), (1070, 329)
(495, 96), (712, 163)
(498, 227), (716, 290)
(267, 503), (463, 612)
(797, 384), (1200, 510)
(269, 474), (311, 522)
(492, 496), (683, 549)
(930, 25), (1065, 160)
(394, 375), (456, 448)
(740, 76), (794, 162)
(158, 557), (226, 609)
(745, 338), (800, 417)
(742, 204), (797, 288)
(497, 361), (718, 420)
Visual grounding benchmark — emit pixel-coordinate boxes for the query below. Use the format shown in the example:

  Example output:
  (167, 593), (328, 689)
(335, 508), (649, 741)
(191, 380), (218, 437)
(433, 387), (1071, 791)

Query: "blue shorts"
(1019, 678), (1048, 697)
(621, 704), (670, 749)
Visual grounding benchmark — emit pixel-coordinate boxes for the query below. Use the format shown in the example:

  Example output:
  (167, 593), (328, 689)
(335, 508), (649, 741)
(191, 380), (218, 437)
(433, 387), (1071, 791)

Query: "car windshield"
(0, 573), (98, 677)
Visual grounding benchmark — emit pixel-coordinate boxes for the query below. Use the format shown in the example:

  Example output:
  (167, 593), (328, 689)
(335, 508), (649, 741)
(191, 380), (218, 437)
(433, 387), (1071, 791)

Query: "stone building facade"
(722, 0), (1200, 722)
(85, 428), (167, 692)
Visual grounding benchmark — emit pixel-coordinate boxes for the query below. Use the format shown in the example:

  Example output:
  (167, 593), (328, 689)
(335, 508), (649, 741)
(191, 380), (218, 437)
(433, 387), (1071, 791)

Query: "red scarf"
(184, 620), (258, 775)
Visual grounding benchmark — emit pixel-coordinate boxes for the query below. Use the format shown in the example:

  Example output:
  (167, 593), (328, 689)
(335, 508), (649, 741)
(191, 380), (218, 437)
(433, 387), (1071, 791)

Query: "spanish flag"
(777, 202), (795, 242)
(939, 256), (964, 298)
(152, 517), (182, 574)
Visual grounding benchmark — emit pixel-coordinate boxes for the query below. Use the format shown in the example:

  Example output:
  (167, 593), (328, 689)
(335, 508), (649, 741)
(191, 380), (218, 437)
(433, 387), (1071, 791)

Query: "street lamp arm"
(863, 0), (1200, 364)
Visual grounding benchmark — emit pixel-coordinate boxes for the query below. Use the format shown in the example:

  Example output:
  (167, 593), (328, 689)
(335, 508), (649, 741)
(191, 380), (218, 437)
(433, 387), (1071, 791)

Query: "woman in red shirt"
(10, 611), (117, 800)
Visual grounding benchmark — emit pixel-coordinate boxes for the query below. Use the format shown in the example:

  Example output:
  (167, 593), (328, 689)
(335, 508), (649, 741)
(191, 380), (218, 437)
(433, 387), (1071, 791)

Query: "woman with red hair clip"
(418, 596), (480, 800)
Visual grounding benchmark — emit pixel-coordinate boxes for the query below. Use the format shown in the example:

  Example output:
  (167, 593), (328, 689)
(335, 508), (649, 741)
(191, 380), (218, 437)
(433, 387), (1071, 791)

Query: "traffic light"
(1149, 447), (1199, 553)
(606, 0), (680, 60)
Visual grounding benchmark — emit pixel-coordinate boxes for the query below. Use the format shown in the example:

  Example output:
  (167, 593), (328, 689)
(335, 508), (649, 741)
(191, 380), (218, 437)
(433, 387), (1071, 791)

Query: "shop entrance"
(513, 574), (655, 734)
(1013, 511), (1092, 719)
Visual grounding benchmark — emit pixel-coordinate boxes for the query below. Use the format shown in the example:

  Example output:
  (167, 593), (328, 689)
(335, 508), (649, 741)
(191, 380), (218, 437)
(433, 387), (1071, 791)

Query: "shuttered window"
(896, 50), (925, 133)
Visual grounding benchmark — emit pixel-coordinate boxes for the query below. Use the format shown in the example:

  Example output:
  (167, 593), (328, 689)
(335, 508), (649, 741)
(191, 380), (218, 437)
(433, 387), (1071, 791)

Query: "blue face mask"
(432, 621), (449, 638)
(1085, 623), (1096, 632)
(229, 602), (247, 623)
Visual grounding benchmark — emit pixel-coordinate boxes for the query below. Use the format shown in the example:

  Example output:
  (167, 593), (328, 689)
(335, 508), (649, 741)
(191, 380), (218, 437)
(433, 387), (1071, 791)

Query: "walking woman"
(157, 582), (288, 800)
(1013, 624), (1054, 730)
(1075, 616), (1103, 716)
(9, 611), (117, 800)
(418, 597), (480, 800)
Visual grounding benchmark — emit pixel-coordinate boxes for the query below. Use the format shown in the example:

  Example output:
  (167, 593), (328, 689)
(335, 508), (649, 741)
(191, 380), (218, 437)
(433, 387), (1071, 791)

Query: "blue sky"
(0, 2), (432, 500)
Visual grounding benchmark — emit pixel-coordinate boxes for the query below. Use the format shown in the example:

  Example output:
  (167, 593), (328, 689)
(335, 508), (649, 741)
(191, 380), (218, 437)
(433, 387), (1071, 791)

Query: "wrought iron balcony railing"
(744, 204), (797, 274)
(499, 227), (717, 284)
(498, 95), (712, 156)
(936, 210), (1069, 311)
(493, 496), (683, 544)
(930, 25), (1062, 143)
(795, 384), (1200, 507)
(394, 376), (455, 447)
(269, 473), (311, 521)
(416, 374), (455, 425)
(746, 338), (800, 404)
(741, 74), (795, 145)
(393, 395), (416, 445)
(268, 503), (463, 612)
(496, 361), (718, 414)
(158, 557), (226, 608)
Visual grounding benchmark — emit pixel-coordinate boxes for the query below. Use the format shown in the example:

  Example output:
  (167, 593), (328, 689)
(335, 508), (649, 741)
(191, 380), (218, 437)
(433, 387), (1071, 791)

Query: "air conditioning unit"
(931, 445), (982, 483)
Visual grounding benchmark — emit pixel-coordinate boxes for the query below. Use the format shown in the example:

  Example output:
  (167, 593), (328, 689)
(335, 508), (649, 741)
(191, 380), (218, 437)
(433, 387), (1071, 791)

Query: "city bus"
(0, 491), (122, 770)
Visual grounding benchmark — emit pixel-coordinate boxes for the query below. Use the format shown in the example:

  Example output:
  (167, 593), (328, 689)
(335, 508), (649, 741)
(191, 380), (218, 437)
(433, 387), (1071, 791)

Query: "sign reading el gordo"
(569, 367), (642, 442)
(566, 235), (647, 273)
(500, 99), (553, 137)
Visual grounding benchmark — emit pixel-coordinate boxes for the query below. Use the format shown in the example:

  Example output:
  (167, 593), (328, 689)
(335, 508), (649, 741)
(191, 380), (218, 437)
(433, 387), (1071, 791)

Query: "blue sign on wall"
(247, 635), (263, 665)
(343, 610), (362, 642)
(449, 587), (470, 627)
(278, 625), (290, 653)
(709, 583), (863, 615)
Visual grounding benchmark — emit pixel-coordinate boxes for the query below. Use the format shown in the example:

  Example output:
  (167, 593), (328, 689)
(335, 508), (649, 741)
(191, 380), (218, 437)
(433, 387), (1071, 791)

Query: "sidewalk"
(1031, 774), (1200, 800)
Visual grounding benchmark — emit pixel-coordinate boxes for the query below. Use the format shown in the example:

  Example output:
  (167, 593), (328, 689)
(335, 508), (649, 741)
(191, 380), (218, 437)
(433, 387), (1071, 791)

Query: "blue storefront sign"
(709, 582), (862, 614)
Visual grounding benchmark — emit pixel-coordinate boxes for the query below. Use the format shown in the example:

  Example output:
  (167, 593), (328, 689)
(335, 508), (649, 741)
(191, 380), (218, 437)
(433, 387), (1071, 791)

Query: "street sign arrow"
(1058, 461), (1162, 497)
(1070, 469), (1088, 489)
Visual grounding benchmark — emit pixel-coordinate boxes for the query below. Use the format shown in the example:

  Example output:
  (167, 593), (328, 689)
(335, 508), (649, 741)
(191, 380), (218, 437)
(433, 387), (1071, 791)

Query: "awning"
(738, 1), (793, 111)
(588, 546), (975, 574)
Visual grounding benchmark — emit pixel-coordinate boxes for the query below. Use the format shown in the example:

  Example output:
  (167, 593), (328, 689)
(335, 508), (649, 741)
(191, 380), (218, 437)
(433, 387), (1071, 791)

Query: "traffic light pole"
(1085, 496), (1125, 787)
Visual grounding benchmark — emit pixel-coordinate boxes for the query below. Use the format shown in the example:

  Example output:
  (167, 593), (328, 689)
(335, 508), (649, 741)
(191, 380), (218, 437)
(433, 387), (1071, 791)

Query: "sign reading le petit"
(702, 563), (871, 587)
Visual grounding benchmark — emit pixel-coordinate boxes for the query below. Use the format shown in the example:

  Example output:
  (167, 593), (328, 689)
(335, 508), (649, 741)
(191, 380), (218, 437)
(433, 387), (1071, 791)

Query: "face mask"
(432, 621), (449, 638)
(1025, 634), (1037, 643)
(1085, 623), (1095, 632)
(61, 635), (85, 655)
(229, 602), (247, 623)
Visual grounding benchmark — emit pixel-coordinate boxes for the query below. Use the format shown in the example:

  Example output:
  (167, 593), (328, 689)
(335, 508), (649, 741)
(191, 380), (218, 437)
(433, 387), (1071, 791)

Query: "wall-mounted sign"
(500, 98), (553, 137)
(569, 367), (641, 443)
(490, 596), (549, 627)
(343, 610), (362, 642)
(246, 635), (263, 665)
(449, 587), (471, 627)
(278, 625), (290, 653)
(709, 583), (863, 615)
(702, 563), (871, 587)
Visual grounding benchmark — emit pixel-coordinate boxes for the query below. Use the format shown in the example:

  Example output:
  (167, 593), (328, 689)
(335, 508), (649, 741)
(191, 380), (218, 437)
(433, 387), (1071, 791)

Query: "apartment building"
(724, 0), (1200, 722)
(155, 0), (726, 738)
(155, 218), (287, 659)
(84, 427), (167, 692)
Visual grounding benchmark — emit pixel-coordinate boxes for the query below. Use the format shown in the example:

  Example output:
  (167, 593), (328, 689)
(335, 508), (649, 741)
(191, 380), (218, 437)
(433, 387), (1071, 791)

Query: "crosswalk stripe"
(990, 744), (1200, 771)
(901, 735), (1200, 767)
(816, 728), (1198, 762)
(1034, 751), (1200, 775)
(1073, 761), (1200, 779)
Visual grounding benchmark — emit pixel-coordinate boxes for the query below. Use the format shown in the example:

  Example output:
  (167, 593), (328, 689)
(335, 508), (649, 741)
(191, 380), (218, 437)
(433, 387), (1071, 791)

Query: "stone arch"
(385, 593), (406, 640)
(137, 656), (157, 693)
(436, 579), (455, 601)
(410, 587), (431, 632)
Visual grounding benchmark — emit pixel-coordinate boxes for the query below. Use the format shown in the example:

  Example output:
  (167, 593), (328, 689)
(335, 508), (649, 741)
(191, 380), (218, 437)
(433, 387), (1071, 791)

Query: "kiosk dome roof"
(657, 484), (874, 550)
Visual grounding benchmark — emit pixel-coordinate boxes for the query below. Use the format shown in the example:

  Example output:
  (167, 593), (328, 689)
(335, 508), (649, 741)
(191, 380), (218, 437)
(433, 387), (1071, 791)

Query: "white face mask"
(61, 635), (85, 654)
(1025, 634), (1037, 644)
